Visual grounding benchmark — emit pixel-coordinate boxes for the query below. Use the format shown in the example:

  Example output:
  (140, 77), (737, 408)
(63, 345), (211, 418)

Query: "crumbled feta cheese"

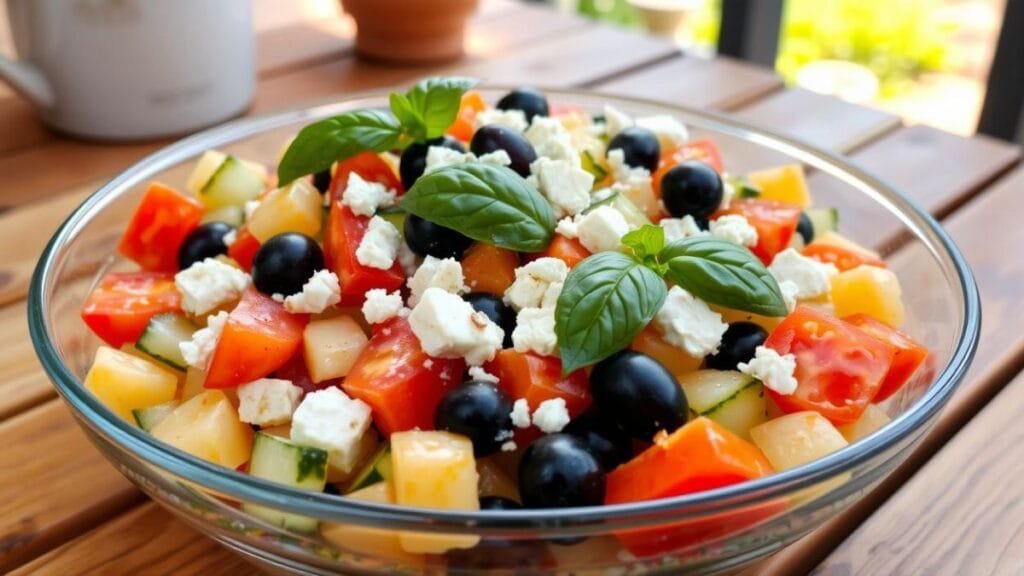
(501, 441), (518, 452)
(291, 388), (373, 472)
(710, 214), (758, 247)
(532, 398), (570, 433)
(424, 146), (475, 174)
(408, 288), (504, 365)
(396, 241), (421, 277)
(504, 258), (569, 311)
(468, 365), (500, 384)
(530, 157), (594, 218)
(237, 378), (303, 426)
(244, 200), (260, 221)
(555, 216), (580, 239)
(603, 105), (634, 138)
(341, 172), (396, 217)
(477, 149), (512, 167)
(738, 346), (798, 395)
(510, 398), (531, 429)
(660, 215), (707, 242)
(577, 205), (630, 253)
(355, 216), (401, 270)
(654, 286), (728, 358)
(512, 306), (558, 357)
(174, 258), (250, 315)
(222, 229), (237, 248)
(407, 255), (466, 307)
(475, 108), (529, 132)
(525, 116), (579, 166)
(362, 289), (407, 324)
(606, 149), (658, 217)
(179, 310), (229, 369)
(779, 280), (799, 313)
(720, 177), (736, 210)
(282, 270), (341, 314)
(768, 248), (839, 300)
(635, 115), (689, 149)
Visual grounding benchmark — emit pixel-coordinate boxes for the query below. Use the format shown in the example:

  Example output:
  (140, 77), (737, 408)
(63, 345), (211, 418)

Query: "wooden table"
(1, 2), (1021, 574)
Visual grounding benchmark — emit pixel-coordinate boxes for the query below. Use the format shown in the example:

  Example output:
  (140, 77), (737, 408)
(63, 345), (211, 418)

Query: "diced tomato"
(323, 205), (406, 306)
(531, 235), (591, 269)
(328, 152), (403, 203)
(485, 350), (591, 443)
(272, 349), (338, 396)
(765, 306), (895, 425)
(227, 226), (261, 271)
(462, 243), (519, 296)
(446, 90), (487, 143)
(803, 242), (887, 272)
(205, 288), (308, 389)
(714, 199), (802, 264)
(343, 317), (465, 435)
(843, 314), (928, 402)
(117, 182), (205, 272)
(81, 272), (182, 347)
(605, 418), (776, 556)
(652, 139), (724, 201)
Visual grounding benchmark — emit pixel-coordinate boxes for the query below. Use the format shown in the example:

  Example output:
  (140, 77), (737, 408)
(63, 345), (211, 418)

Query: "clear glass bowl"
(28, 88), (980, 575)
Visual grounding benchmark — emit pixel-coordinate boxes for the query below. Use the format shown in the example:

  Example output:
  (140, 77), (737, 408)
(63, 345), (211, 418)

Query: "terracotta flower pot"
(340, 0), (479, 65)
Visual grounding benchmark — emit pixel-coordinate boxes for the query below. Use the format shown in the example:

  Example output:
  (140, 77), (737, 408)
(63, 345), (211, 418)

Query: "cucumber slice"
(136, 314), (200, 370)
(201, 205), (245, 227)
(679, 370), (766, 440)
(132, 400), (180, 431)
(200, 155), (266, 211)
(345, 442), (392, 494)
(377, 208), (407, 239)
(725, 174), (761, 199)
(581, 150), (608, 182)
(187, 150), (228, 195)
(584, 191), (651, 229)
(805, 208), (839, 239)
(244, 433), (328, 533)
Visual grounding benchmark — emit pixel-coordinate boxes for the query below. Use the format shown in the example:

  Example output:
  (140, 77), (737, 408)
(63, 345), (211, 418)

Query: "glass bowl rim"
(28, 85), (981, 535)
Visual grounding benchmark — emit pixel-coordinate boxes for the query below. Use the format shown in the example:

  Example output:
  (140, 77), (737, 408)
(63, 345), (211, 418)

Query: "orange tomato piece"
(446, 90), (487, 143)
(803, 242), (886, 272)
(714, 199), (802, 265)
(630, 326), (702, 378)
(843, 314), (928, 402)
(227, 226), (261, 271)
(461, 243), (520, 296)
(81, 272), (182, 348)
(532, 235), (591, 269)
(117, 182), (205, 272)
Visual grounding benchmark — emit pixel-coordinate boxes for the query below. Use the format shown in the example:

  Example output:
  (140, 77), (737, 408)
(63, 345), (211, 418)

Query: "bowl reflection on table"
(28, 88), (979, 575)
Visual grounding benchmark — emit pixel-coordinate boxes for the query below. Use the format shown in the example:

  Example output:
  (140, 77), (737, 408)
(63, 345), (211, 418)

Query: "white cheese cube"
(660, 215), (707, 243)
(281, 270), (341, 314)
(503, 258), (568, 311)
(530, 157), (594, 218)
(525, 117), (580, 166)
(532, 398), (570, 433)
(603, 105), (634, 138)
(768, 248), (839, 300)
(361, 289), (407, 324)
(576, 205), (629, 253)
(290, 388), (373, 472)
(710, 214), (758, 247)
(555, 216), (580, 239)
(355, 216), (401, 270)
(739, 346), (798, 395)
(424, 146), (475, 174)
(174, 257), (250, 316)
(510, 398), (531, 429)
(179, 310), (229, 370)
(779, 280), (799, 313)
(477, 149), (512, 167)
(467, 365), (500, 384)
(475, 108), (529, 132)
(511, 306), (558, 357)
(606, 150), (658, 219)
(237, 377), (303, 427)
(407, 255), (467, 307)
(653, 286), (728, 358)
(408, 288), (504, 366)
(341, 172), (397, 217)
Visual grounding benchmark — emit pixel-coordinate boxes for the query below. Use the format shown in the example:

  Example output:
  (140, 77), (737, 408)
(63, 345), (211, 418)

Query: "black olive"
(660, 160), (724, 220)
(564, 408), (633, 471)
(470, 125), (537, 178)
(436, 381), (514, 457)
(403, 214), (474, 260)
(589, 350), (688, 439)
(495, 87), (549, 123)
(607, 127), (660, 173)
(705, 322), (768, 372)
(177, 221), (233, 270)
(312, 168), (332, 194)
(797, 212), (814, 244)
(251, 233), (324, 297)
(464, 292), (516, 348)
(399, 136), (466, 190)
(518, 434), (605, 508)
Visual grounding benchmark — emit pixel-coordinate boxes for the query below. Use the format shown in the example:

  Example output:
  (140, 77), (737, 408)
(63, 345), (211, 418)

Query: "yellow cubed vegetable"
(830, 265), (906, 327)
(85, 346), (179, 421)
(747, 164), (811, 208)
(630, 326), (702, 378)
(151, 390), (254, 469)
(750, 412), (848, 471)
(180, 367), (206, 401)
(248, 179), (322, 242)
(391, 431), (480, 553)
(321, 482), (424, 568)
(710, 305), (782, 332)
(303, 314), (369, 383)
(837, 404), (891, 443)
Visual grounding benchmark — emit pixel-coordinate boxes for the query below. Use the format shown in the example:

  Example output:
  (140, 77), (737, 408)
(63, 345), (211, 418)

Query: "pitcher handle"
(0, 52), (54, 108)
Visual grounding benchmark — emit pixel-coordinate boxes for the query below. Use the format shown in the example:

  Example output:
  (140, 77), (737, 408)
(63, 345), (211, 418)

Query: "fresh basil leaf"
(400, 163), (555, 251)
(621, 224), (665, 263)
(403, 76), (477, 140)
(556, 252), (668, 373)
(660, 236), (787, 317)
(277, 110), (406, 184)
(389, 92), (424, 141)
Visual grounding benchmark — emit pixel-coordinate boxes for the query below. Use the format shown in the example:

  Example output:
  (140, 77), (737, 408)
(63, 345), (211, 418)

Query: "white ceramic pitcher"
(0, 0), (255, 140)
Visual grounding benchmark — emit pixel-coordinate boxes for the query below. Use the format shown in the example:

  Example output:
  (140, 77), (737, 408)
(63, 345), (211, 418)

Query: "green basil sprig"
(277, 76), (478, 184)
(400, 163), (556, 252)
(555, 224), (786, 372)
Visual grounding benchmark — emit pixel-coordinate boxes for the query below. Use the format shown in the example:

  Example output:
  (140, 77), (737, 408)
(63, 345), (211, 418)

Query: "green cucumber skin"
(245, 433), (328, 533)
(700, 377), (760, 417)
(136, 314), (198, 370)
